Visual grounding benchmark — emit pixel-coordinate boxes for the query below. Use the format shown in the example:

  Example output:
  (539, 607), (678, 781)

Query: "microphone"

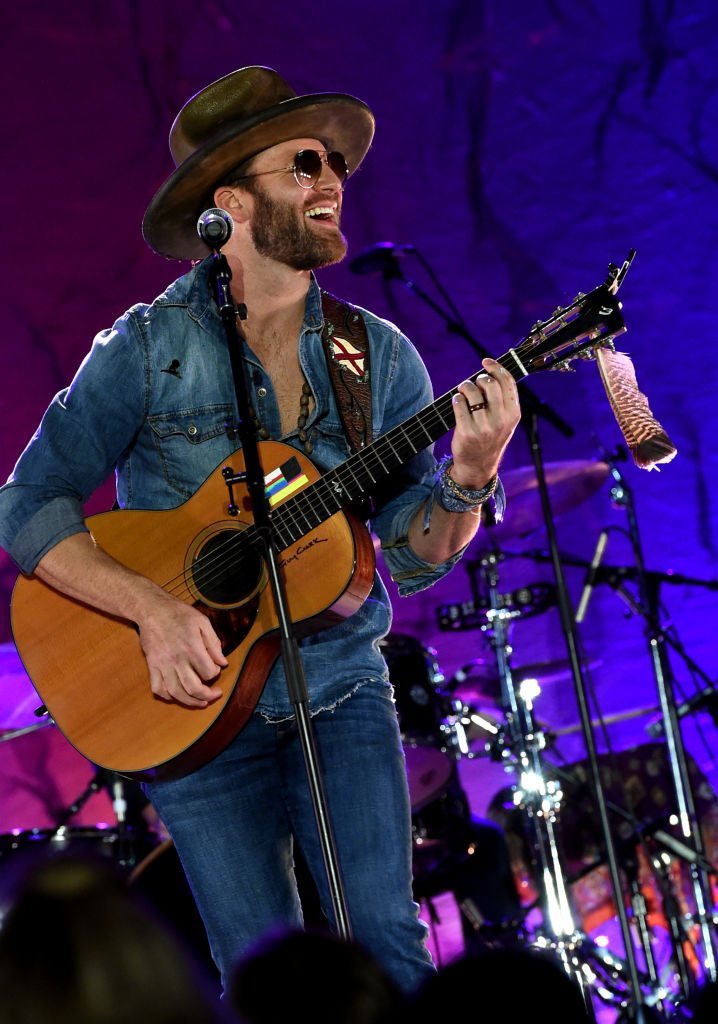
(348, 241), (414, 277)
(575, 529), (609, 623)
(197, 208), (234, 249)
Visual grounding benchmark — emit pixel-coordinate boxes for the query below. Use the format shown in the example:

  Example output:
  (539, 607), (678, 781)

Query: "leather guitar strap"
(321, 291), (372, 454)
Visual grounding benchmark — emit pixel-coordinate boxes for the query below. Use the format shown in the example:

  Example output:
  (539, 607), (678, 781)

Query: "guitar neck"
(269, 349), (526, 551)
(267, 263), (631, 551)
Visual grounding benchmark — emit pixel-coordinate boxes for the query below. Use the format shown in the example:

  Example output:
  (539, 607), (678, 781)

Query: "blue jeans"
(144, 680), (435, 993)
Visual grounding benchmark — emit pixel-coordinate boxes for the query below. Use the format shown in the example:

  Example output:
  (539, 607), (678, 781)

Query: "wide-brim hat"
(142, 65), (375, 260)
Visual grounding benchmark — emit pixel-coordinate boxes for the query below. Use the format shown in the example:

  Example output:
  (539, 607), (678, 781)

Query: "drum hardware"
(461, 529), (671, 1016)
(0, 645), (155, 873)
(4, 765), (147, 872)
(527, 744), (718, 1009)
(438, 698), (501, 758)
(0, 718), (55, 744)
(379, 632), (503, 810)
(380, 632), (464, 811)
(381, 630), (527, 958)
(469, 550), (581, 944)
(436, 581), (558, 632)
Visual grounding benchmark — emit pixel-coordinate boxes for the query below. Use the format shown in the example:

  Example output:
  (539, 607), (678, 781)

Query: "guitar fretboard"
(269, 349), (525, 550)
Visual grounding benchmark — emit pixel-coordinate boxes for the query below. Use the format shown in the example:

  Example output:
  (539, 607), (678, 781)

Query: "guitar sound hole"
(191, 530), (262, 606)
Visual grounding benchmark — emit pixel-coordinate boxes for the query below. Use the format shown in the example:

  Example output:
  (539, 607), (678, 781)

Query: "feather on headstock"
(595, 347), (677, 470)
(593, 251), (676, 470)
(507, 250), (676, 471)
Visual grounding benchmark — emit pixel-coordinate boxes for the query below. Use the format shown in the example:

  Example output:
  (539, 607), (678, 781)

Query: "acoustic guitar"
(10, 255), (633, 780)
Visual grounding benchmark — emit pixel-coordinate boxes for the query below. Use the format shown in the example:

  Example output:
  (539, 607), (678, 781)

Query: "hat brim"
(142, 93), (375, 260)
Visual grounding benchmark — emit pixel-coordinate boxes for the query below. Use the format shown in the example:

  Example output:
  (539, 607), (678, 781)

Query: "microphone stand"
(208, 245), (352, 940)
(603, 453), (718, 991)
(384, 255), (651, 1019)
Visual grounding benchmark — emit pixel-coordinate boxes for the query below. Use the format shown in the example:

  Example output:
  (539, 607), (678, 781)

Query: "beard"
(248, 185), (348, 270)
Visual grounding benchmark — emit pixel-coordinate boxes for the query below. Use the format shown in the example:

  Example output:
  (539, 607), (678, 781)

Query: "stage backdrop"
(1, 3), (716, 807)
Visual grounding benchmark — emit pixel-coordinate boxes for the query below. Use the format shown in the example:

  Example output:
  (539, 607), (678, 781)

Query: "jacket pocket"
(148, 404), (234, 499)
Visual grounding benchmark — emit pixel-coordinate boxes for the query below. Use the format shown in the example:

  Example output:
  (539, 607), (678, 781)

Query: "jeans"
(145, 680), (435, 993)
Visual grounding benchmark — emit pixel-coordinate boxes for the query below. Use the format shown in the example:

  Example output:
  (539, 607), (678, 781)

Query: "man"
(0, 66), (520, 992)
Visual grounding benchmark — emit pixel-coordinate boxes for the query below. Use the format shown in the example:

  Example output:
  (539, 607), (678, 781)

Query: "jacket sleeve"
(0, 311), (147, 574)
(367, 323), (467, 596)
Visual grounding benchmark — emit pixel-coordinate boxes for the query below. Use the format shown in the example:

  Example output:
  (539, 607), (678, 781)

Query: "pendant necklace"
(250, 380), (315, 455)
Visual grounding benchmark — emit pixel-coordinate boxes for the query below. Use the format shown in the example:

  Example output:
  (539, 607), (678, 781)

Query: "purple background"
(1, 3), (717, 854)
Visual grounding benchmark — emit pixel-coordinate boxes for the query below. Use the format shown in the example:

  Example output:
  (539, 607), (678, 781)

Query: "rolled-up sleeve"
(367, 324), (467, 596)
(0, 312), (147, 573)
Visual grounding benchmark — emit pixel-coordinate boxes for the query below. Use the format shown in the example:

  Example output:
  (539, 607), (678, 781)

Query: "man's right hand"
(136, 592), (227, 707)
(35, 532), (227, 708)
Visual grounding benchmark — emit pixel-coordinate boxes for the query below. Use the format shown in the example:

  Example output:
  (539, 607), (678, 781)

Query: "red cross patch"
(330, 336), (366, 378)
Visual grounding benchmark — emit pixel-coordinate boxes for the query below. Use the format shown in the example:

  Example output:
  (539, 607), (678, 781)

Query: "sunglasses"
(233, 149), (349, 190)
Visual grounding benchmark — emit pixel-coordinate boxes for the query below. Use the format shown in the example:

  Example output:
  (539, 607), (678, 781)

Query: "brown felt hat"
(142, 66), (375, 260)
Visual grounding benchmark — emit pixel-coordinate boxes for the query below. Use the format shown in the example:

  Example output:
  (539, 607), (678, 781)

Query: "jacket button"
(188, 424), (198, 436)
(257, 386), (268, 398)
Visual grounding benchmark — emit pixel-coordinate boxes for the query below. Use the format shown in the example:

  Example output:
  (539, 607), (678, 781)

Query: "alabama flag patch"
(329, 336), (367, 379)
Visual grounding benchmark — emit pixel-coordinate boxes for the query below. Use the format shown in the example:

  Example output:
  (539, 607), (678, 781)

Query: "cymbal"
(0, 642), (44, 730)
(451, 656), (601, 702)
(477, 459), (610, 545)
(510, 658), (602, 686)
(551, 705), (658, 736)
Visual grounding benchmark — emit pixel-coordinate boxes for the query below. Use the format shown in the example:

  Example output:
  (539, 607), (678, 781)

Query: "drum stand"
(471, 546), (599, 1016)
(470, 549), (678, 1018)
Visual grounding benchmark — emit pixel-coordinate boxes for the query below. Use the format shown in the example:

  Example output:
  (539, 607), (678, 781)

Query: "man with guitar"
(0, 67), (520, 992)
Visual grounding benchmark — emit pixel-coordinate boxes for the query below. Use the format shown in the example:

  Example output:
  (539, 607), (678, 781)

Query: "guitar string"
(157, 394), (460, 601)
(152, 314), (605, 602)
(155, 347), (528, 601)
(153, 407), (495, 601)
(191, 302), (608, 596)
(152, 374), (456, 597)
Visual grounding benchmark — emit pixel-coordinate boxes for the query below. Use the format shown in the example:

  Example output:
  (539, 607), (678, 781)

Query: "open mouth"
(305, 205), (337, 224)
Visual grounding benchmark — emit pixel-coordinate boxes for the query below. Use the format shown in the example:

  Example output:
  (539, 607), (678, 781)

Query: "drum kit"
(385, 456), (718, 1019)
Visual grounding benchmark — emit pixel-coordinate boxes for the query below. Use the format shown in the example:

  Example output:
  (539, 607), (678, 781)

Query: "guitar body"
(10, 441), (376, 780)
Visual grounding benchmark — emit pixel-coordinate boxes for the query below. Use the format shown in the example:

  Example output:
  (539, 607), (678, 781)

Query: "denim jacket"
(0, 258), (467, 718)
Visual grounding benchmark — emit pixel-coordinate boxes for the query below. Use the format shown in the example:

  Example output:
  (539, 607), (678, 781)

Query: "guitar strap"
(320, 291), (372, 454)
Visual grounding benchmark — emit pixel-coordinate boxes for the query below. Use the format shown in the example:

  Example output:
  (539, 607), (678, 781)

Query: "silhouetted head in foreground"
(228, 925), (407, 1024)
(0, 852), (226, 1024)
(408, 945), (592, 1024)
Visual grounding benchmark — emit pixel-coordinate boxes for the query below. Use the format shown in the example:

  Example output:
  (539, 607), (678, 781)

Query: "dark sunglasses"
(233, 149), (349, 190)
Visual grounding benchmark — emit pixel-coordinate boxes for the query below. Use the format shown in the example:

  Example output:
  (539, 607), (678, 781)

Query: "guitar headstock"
(505, 250), (636, 379)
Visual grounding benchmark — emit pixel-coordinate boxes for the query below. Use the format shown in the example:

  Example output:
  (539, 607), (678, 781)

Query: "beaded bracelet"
(436, 459), (499, 513)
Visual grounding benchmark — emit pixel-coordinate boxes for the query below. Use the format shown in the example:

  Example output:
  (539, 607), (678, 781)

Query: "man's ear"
(214, 185), (251, 224)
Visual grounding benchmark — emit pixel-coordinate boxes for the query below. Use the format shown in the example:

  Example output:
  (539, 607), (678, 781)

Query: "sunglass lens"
(327, 152), (348, 184)
(294, 150), (323, 186)
(293, 150), (348, 187)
